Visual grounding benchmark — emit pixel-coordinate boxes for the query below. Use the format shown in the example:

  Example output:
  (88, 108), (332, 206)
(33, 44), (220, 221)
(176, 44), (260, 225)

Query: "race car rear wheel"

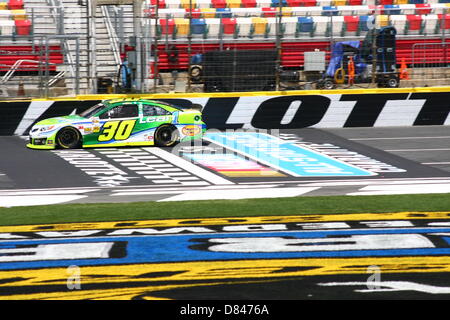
(56, 127), (82, 149)
(154, 125), (179, 147)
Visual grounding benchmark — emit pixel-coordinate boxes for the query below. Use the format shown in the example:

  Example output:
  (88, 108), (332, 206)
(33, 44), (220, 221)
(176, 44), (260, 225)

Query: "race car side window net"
(79, 103), (106, 118)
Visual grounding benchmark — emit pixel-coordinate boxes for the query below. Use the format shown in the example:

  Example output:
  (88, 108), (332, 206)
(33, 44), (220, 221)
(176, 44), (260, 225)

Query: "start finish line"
(204, 132), (376, 177)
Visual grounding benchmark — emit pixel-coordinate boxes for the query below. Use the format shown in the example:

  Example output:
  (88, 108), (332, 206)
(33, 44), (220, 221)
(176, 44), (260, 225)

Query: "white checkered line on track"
(108, 178), (450, 201)
(96, 148), (233, 186)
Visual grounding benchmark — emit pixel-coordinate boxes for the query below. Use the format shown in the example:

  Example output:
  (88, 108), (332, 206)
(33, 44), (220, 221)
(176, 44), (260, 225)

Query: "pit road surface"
(0, 126), (449, 206)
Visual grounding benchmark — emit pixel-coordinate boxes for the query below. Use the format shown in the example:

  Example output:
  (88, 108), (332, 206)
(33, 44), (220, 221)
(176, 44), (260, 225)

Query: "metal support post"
(275, 0), (282, 91)
(133, 0), (143, 92)
(88, 0), (98, 94)
(187, 0), (192, 91)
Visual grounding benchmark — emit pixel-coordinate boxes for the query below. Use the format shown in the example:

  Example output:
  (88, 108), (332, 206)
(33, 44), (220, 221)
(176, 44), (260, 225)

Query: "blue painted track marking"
(1, 227), (450, 270)
(204, 132), (375, 177)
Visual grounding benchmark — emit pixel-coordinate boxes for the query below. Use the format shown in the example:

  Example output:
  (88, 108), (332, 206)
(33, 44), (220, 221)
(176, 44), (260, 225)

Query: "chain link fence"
(0, 2), (449, 99)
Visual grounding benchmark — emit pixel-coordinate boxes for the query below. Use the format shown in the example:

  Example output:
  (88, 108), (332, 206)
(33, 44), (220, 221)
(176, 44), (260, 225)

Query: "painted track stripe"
(386, 148), (450, 152)
(350, 136), (450, 141)
(159, 187), (319, 202)
(175, 177), (200, 180)
(422, 162), (450, 165)
(204, 132), (375, 177)
(153, 180), (179, 184)
(181, 181), (210, 186)
(1, 211), (449, 233)
(145, 147), (233, 185)
(132, 156), (158, 160)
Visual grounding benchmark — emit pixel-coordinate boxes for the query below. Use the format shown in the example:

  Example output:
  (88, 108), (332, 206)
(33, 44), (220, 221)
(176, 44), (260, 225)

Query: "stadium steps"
(57, 0), (123, 94)
(23, 0), (57, 35)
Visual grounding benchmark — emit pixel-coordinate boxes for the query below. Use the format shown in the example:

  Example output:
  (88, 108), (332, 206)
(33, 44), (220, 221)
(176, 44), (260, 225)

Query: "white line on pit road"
(385, 148), (450, 152)
(144, 147), (234, 185)
(422, 162), (450, 165)
(239, 177), (450, 185)
(158, 187), (319, 202)
(350, 136), (450, 141)
(298, 179), (450, 187)
(347, 183), (450, 196)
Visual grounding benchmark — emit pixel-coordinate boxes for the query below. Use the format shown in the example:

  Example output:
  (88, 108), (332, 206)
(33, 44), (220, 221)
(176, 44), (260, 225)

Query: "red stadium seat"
(186, 8), (202, 18)
(286, 0), (302, 6)
(301, 0), (316, 6)
(150, 0), (166, 8)
(406, 14), (422, 30)
(437, 14), (450, 29)
(415, 4), (431, 15)
(222, 17), (237, 33)
(262, 7), (276, 17)
(0, 45), (63, 72)
(344, 15), (359, 32)
(8, 0), (23, 10)
(160, 18), (175, 34)
(241, 0), (257, 7)
(14, 19), (31, 35)
(212, 0), (227, 8)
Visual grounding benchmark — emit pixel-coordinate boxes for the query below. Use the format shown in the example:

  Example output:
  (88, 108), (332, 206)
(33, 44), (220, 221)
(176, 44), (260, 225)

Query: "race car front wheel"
(56, 127), (82, 149)
(154, 125), (179, 147)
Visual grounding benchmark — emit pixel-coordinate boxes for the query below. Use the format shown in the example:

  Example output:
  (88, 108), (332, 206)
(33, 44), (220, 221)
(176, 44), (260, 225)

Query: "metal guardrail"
(0, 2), (449, 98)
(102, 5), (123, 69)
(47, 0), (79, 95)
(0, 59), (57, 84)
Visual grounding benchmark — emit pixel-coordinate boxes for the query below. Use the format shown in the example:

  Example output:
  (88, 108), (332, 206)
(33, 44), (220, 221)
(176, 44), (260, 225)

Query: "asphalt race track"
(1, 126), (450, 206)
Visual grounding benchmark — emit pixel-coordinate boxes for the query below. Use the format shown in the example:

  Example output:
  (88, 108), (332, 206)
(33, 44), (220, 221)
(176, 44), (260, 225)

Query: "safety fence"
(0, 2), (448, 99)
(2, 87), (450, 136)
(410, 41), (450, 86)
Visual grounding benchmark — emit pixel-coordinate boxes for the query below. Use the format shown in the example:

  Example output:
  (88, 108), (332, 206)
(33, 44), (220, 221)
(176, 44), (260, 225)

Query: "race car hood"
(34, 115), (86, 126)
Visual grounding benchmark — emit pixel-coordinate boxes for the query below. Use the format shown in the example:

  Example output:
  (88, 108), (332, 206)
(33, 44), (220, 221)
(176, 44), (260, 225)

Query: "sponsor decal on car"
(182, 125), (202, 137)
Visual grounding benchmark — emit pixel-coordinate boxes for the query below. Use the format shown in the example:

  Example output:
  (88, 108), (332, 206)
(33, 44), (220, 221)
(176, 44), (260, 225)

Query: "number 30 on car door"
(98, 120), (136, 142)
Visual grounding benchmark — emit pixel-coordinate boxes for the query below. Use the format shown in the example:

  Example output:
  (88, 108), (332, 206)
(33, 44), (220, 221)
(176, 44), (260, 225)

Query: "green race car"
(27, 98), (206, 150)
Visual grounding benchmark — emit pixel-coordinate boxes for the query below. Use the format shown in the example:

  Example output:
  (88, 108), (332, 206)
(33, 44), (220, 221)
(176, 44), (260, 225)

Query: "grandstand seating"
(0, 1), (41, 77)
(150, 0), (449, 9)
(0, 45), (63, 72)
(151, 0), (450, 72)
(157, 10), (450, 38)
(150, 0), (450, 71)
(154, 38), (450, 71)
(154, 4), (450, 16)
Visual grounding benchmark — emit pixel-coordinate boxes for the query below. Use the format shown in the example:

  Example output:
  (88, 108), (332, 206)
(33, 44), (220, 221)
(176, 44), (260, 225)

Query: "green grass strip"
(0, 193), (449, 226)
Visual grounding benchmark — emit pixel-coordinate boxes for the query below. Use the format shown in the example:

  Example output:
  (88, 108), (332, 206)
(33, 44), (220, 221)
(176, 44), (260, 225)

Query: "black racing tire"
(386, 77), (399, 88)
(323, 78), (335, 90)
(154, 125), (179, 147)
(56, 127), (82, 149)
(189, 65), (202, 83)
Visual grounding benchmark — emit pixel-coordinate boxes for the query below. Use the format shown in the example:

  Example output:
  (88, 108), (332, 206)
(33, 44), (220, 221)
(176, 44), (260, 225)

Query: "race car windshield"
(79, 103), (106, 118)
